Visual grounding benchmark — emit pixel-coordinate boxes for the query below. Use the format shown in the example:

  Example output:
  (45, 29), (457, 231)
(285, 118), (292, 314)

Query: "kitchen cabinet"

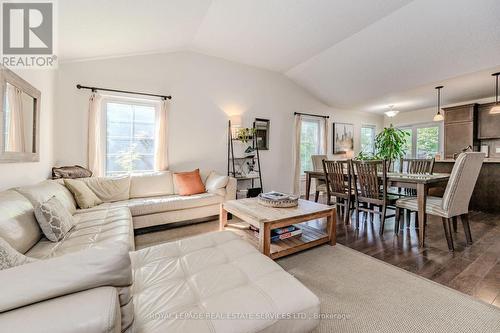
(478, 102), (500, 139)
(443, 104), (477, 159)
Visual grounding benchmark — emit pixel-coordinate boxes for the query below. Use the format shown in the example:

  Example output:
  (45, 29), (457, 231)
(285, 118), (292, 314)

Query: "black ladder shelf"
(227, 120), (263, 198)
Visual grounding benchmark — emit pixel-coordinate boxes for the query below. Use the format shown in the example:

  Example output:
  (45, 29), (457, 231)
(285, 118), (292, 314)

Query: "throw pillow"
(205, 171), (229, 197)
(64, 179), (103, 209)
(0, 237), (35, 270)
(82, 175), (131, 202)
(173, 169), (206, 196)
(34, 196), (75, 242)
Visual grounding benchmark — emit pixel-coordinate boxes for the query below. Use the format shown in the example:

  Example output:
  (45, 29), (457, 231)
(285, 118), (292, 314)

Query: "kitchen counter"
(436, 158), (500, 163)
(433, 159), (500, 213)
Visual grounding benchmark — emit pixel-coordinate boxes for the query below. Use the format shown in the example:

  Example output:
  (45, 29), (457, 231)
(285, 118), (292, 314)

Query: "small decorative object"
(258, 191), (299, 208)
(333, 123), (354, 154)
(254, 118), (270, 150)
(235, 127), (256, 143)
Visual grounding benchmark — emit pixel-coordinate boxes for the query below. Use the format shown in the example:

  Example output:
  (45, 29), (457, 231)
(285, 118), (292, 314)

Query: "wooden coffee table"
(220, 198), (336, 259)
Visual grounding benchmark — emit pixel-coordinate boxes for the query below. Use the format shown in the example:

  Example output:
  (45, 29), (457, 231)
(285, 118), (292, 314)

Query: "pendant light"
(490, 72), (500, 114)
(433, 86), (444, 122)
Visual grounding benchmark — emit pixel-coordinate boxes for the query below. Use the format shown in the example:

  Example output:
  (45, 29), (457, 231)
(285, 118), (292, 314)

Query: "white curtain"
(5, 84), (25, 152)
(154, 99), (169, 171)
(321, 117), (328, 155)
(292, 114), (303, 195)
(87, 92), (103, 176)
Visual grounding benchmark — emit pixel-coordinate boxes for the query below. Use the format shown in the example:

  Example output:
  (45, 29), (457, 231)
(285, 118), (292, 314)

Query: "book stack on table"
(271, 225), (302, 242)
(249, 225), (303, 242)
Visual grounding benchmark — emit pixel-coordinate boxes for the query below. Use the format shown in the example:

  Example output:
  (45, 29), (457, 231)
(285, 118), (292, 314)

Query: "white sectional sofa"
(0, 172), (320, 333)
(77, 170), (237, 230)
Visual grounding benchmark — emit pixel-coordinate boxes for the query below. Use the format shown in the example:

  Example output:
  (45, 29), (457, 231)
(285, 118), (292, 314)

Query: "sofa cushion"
(0, 237), (36, 270)
(173, 169), (206, 196)
(0, 190), (41, 253)
(82, 175), (131, 202)
(26, 207), (134, 259)
(205, 171), (229, 197)
(130, 231), (320, 333)
(130, 171), (174, 198)
(16, 180), (77, 215)
(34, 196), (75, 242)
(64, 178), (103, 209)
(115, 193), (224, 217)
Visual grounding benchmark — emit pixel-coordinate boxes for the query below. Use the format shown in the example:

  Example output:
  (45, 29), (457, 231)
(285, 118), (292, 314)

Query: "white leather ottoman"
(130, 231), (320, 333)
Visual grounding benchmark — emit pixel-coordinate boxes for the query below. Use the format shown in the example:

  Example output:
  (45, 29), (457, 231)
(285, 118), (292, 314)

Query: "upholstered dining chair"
(351, 160), (397, 234)
(311, 155), (327, 202)
(395, 152), (484, 251)
(322, 159), (354, 224)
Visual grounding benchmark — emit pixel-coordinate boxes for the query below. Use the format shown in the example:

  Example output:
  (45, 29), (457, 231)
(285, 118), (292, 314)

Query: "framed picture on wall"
(333, 122), (354, 154)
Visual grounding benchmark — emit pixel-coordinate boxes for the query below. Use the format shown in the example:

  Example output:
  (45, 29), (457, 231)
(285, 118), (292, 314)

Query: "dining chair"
(397, 158), (435, 228)
(322, 159), (354, 224)
(311, 154), (327, 202)
(351, 160), (397, 234)
(395, 152), (484, 251)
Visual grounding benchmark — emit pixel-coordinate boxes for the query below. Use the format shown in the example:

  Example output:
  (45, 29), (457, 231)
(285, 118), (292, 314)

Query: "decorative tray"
(257, 192), (299, 208)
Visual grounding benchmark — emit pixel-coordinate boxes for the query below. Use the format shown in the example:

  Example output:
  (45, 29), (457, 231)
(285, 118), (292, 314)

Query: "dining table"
(304, 170), (450, 247)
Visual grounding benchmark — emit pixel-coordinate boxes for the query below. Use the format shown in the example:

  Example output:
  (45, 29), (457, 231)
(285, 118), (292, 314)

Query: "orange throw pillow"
(174, 169), (206, 196)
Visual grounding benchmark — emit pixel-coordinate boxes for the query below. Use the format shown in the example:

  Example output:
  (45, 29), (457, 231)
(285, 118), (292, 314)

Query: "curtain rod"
(76, 84), (172, 100)
(294, 112), (329, 119)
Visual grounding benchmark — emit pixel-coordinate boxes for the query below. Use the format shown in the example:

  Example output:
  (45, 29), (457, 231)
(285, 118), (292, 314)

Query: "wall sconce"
(229, 114), (242, 128)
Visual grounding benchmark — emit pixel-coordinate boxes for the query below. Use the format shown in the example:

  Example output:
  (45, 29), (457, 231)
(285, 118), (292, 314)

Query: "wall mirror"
(254, 118), (270, 150)
(0, 66), (41, 162)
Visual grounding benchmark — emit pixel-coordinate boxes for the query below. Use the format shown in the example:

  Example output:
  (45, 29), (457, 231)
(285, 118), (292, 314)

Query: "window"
(397, 123), (442, 159)
(416, 126), (439, 158)
(360, 125), (376, 155)
(104, 99), (158, 176)
(300, 118), (323, 174)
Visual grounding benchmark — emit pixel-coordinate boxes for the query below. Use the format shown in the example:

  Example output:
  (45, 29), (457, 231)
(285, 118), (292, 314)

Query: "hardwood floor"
(335, 206), (500, 308)
(135, 202), (500, 308)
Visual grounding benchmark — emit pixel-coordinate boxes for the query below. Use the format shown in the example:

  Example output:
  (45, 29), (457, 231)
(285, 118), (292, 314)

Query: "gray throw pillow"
(34, 196), (75, 242)
(0, 237), (36, 270)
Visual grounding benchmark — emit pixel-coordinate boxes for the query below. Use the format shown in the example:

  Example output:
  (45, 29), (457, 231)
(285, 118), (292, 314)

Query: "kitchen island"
(434, 158), (500, 213)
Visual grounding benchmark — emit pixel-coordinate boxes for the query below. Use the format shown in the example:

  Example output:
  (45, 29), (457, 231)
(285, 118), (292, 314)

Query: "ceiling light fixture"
(384, 105), (400, 118)
(490, 72), (500, 114)
(433, 86), (444, 122)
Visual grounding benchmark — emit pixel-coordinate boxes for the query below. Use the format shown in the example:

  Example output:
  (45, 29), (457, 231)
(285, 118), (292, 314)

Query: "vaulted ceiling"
(59, 0), (500, 113)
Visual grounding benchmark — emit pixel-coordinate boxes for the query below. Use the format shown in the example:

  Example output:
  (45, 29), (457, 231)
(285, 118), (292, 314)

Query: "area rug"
(277, 244), (500, 333)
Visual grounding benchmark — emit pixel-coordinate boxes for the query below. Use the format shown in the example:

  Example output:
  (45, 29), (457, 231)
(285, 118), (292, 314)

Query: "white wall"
(55, 51), (383, 193)
(0, 69), (55, 190)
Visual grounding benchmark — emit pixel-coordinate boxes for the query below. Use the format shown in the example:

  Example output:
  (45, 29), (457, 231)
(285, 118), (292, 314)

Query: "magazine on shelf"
(271, 229), (303, 242)
(272, 225), (297, 235)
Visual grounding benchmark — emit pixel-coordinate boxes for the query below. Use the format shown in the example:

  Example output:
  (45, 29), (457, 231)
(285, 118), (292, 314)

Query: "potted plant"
(235, 128), (256, 143)
(355, 125), (410, 162)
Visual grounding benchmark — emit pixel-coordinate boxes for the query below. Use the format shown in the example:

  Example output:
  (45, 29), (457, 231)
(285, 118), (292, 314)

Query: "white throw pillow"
(0, 237), (35, 270)
(205, 171), (229, 197)
(34, 196), (75, 242)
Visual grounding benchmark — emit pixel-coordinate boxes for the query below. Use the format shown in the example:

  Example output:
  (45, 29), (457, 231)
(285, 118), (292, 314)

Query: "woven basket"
(257, 195), (299, 208)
